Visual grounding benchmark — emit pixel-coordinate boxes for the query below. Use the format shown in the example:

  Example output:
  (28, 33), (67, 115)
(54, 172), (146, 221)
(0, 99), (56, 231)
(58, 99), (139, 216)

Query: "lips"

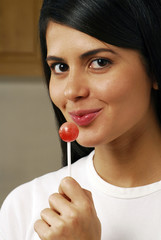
(69, 109), (102, 126)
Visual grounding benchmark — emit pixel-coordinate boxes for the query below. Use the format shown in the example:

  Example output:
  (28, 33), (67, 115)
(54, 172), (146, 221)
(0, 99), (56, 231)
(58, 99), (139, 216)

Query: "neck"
(94, 115), (161, 188)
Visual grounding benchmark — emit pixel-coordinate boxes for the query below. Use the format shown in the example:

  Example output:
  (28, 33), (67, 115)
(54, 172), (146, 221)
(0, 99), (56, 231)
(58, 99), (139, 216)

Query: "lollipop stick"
(67, 142), (71, 176)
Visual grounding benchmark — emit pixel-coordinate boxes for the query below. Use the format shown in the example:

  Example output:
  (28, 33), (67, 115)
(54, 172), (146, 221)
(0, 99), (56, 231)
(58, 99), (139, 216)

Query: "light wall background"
(0, 76), (62, 206)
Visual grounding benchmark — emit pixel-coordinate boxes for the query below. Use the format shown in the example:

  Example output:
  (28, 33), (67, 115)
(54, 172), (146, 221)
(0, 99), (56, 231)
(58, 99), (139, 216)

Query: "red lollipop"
(59, 122), (79, 176)
(59, 122), (79, 142)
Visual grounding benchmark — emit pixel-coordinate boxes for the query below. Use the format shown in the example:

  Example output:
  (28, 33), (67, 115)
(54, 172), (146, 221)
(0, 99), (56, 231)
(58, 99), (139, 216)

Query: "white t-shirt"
(1, 150), (161, 240)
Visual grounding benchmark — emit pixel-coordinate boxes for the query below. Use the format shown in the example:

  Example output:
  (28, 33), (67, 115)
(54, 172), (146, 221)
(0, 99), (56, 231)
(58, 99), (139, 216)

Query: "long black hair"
(39, 0), (161, 166)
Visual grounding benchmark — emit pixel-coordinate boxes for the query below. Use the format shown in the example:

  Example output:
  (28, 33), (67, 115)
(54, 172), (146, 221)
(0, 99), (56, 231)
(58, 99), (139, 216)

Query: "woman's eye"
(90, 58), (111, 69)
(50, 63), (69, 74)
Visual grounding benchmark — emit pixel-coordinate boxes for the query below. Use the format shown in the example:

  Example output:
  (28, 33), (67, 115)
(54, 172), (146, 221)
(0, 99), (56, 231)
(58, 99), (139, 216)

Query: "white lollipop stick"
(67, 142), (71, 176)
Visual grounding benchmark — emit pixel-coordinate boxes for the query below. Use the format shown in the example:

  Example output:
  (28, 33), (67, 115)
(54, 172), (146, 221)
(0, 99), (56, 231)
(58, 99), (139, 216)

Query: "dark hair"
(39, 0), (161, 166)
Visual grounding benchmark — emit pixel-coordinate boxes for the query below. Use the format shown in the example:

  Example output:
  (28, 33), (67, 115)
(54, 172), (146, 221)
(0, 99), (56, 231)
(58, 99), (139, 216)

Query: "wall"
(0, 77), (62, 206)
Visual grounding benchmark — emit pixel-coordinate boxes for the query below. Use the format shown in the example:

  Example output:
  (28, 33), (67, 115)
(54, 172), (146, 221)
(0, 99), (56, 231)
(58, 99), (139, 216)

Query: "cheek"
(94, 67), (152, 107)
(93, 68), (152, 132)
(92, 76), (131, 105)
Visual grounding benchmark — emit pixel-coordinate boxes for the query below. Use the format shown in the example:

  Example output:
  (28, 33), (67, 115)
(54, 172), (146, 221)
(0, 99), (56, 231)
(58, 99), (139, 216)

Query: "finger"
(58, 177), (91, 206)
(49, 193), (73, 217)
(41, 208), (60, 226)
(34, 219), (51, 240)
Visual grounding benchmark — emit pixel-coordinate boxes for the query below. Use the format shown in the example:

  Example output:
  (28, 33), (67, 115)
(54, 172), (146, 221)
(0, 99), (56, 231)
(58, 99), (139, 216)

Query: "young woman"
(1, 0), (161, 239)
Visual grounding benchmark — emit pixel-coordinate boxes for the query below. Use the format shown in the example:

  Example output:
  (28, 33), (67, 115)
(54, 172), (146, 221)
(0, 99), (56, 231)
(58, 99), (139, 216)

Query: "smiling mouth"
(69, 109), (102, 126)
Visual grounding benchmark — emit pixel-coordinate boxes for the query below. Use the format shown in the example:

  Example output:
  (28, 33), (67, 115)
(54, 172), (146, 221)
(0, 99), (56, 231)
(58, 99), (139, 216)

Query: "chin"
(76, 138), (99, 148)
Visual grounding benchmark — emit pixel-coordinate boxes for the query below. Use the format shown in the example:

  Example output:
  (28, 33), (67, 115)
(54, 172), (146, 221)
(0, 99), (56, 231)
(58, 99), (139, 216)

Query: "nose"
(64, 72), (89, 101)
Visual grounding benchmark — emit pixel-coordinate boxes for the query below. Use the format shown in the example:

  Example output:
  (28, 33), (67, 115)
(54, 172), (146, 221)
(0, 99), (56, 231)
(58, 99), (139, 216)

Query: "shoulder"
(1, 150), (94, 210)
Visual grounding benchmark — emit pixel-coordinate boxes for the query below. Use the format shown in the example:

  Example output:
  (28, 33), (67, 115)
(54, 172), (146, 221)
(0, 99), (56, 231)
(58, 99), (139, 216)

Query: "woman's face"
(46, 22), (154, 147)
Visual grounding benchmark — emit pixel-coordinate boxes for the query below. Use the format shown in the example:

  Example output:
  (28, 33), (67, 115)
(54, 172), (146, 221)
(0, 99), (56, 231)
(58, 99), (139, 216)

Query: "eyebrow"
(80, 48), (117, 59)
(46, 48), (117, 62)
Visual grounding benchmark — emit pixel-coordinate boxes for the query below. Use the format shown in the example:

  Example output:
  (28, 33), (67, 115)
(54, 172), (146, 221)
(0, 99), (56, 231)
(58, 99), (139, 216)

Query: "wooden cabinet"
(0, 0), (43, 76)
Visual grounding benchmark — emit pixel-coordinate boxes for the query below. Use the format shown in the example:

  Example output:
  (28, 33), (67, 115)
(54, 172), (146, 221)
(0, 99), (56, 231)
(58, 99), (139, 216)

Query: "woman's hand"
(34, 177), (101, 240)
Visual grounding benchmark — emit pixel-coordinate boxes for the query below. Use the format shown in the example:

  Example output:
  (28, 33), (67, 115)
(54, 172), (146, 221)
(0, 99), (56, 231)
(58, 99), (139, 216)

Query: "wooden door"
(0, 0), (43, 76)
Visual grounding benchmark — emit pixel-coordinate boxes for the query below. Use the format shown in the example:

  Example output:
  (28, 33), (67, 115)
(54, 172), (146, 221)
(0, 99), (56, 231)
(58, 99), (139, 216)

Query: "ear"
(152, 80), (159, 90)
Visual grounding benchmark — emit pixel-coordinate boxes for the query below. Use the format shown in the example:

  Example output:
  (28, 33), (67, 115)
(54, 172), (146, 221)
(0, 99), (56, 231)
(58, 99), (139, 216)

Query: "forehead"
(46, 21), (109, 53)
(46, 21), (101, 42)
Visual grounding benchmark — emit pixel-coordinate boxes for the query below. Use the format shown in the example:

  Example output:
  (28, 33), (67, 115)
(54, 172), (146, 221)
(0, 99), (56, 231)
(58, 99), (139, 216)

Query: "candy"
(59, 122), (79, 142)
(59, 122), (79, 176)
